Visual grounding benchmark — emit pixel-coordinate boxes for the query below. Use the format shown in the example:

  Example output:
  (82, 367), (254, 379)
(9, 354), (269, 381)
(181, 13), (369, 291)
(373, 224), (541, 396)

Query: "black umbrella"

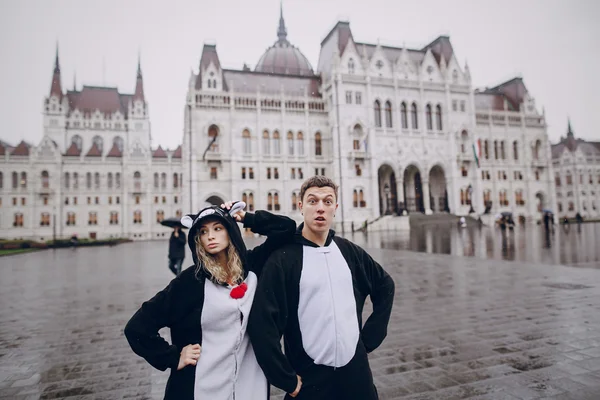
(160, 217), (187, 229)
(501, 211), (513, 217)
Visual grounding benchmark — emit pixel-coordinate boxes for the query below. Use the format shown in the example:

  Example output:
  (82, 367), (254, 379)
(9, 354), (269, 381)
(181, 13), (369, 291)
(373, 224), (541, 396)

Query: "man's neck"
(302, 224), (328, 247)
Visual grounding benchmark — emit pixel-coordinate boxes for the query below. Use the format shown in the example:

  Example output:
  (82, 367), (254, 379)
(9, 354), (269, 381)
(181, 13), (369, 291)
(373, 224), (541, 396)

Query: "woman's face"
(198, 219), (230, 255)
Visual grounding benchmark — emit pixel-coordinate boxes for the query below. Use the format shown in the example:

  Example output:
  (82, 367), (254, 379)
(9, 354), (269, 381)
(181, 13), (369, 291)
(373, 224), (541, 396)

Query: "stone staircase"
(363, 215), (410, 232)
(409, 212), (480, 227)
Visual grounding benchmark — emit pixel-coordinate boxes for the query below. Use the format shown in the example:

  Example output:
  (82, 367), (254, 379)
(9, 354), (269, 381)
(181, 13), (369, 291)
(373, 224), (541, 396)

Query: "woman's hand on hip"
(177, 344), (201, 370)
(289, 375), (302, 397)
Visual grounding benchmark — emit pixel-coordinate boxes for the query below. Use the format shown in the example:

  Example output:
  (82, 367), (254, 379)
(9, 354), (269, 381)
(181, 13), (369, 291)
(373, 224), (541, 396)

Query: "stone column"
(396, 175), (405, 215)
(423, 179), (432, 214)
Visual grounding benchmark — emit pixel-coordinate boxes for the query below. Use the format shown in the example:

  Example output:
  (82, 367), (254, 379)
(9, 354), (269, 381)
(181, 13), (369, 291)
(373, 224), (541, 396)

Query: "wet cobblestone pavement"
(2, 240), (600, 399)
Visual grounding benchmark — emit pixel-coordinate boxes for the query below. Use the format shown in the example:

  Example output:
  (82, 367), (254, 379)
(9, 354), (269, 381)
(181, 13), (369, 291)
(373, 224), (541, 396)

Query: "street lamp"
(467, 184), (475, 214)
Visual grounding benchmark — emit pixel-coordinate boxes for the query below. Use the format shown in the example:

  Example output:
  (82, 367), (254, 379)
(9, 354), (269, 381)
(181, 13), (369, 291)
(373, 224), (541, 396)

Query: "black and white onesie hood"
(181, 201), (248, 281)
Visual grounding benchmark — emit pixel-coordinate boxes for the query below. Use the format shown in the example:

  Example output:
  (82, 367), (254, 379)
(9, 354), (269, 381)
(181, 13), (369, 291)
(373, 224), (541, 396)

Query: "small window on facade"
(345, 91), (352, 104)
(374, 101), (382, 127)
(41, 170), (50, 189)
(210, 167), (218, 180)
(355, 92), (362, 105)
(262, 130), (270, 155)
(385, 101), (393, 128)
(400, 102), (408, 129)
(411, 103), (418, 129)
(315, 133), (322, 156)
(242, 129), (251, 155)
(348, 58), (355, 74)
(287, 131), (294, 155)
(272, 131), (280, 155)
(435, 104), (442, 131)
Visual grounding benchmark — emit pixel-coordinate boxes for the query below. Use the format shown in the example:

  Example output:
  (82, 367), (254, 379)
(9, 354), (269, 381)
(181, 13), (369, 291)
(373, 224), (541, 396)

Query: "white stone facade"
(0, 15), (559, 240)
(0, 55), (184, 241)
(551, 124), (600, 219)
(185, 19), (556, 233)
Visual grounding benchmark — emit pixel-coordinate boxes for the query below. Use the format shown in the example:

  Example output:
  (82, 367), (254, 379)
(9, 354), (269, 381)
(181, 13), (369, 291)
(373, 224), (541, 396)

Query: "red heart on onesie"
(230, 282), (248, 299)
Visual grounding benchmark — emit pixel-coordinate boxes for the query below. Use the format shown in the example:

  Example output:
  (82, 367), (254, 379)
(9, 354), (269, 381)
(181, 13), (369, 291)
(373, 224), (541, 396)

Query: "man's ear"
(298, 201), (303, 213)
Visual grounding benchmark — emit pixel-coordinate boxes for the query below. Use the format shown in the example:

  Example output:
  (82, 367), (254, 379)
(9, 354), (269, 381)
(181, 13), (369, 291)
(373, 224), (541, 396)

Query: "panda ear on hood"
(228, 201), (246, 218)
(181, 214), (197, 229)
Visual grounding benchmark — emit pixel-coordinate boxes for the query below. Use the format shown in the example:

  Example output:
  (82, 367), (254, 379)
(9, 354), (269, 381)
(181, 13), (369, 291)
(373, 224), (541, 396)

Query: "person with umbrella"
(168, 225), (186, 275)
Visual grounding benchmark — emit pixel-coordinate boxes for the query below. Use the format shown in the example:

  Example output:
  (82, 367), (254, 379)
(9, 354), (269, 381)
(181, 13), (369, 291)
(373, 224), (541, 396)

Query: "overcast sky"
(0, 0), (598, 150)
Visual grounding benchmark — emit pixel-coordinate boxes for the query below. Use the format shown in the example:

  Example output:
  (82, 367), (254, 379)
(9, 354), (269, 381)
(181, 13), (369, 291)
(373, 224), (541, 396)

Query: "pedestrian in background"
(168, 226), (186, 275)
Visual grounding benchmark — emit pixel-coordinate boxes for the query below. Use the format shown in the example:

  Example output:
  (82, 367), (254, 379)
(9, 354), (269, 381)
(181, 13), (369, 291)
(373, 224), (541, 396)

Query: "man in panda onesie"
(248, 176), (395, 399)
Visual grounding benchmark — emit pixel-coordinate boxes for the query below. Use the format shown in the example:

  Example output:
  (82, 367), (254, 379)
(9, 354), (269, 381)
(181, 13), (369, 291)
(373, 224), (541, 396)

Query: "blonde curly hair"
(194, 231), (244, 285)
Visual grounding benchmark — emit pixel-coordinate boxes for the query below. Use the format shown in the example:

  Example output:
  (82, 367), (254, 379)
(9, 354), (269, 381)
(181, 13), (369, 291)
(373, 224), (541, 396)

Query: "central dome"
(255, 7), (314, 76)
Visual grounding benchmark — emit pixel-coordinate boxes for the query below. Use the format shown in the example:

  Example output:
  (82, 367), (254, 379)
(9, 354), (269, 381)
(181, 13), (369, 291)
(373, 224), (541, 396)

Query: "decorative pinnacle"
(277, 0), (288, 43)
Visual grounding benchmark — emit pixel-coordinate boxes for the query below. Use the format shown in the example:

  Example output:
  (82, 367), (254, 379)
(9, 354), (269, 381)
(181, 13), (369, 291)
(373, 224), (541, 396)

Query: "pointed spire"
(277, 0), (288, 43)
(567, 118), (574, 137)
(50, 42), (62, 98)
(73, 72), (76, 91)
(54, 43), (60, 74)
(137, 51), (142, 79)
(134, 53), (144, 102)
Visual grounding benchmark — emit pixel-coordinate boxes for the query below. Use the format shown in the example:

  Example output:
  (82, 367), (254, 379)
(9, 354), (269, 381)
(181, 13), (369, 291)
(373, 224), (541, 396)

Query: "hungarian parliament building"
(1, 10), (598, 241)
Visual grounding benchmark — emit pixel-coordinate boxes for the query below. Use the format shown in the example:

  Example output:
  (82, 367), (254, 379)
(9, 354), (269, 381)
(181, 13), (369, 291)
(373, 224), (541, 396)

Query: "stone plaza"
(1, 237), (600, 399)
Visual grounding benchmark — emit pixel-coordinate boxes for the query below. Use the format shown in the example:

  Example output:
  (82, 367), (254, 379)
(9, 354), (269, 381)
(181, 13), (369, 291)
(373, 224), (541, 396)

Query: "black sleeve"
(124, 277), (183, 371)
(243, 211), (296, 276)
(177, 230), (186, 245)
(247, 252), (298, 393)
(355, 244), (395, 353)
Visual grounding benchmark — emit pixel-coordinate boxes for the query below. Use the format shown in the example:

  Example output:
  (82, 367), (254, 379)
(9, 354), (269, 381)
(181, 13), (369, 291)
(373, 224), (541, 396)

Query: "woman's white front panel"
(194, 271), (267, 400)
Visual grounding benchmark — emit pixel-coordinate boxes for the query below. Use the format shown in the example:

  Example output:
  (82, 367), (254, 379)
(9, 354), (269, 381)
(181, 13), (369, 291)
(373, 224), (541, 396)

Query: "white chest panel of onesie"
(194, 272), (267, 400)
(298, 241), (359, 368)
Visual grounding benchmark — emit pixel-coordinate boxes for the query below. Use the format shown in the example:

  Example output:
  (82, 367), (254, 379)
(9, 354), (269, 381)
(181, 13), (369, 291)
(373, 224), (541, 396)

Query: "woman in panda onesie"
(124, 201), (296, 400)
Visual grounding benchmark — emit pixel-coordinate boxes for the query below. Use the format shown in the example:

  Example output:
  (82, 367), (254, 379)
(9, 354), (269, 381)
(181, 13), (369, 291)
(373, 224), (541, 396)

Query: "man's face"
(299, 186), (338, 234)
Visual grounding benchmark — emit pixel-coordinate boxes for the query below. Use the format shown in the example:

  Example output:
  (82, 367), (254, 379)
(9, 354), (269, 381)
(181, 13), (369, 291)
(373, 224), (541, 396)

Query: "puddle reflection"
(344, 222), (600, 268)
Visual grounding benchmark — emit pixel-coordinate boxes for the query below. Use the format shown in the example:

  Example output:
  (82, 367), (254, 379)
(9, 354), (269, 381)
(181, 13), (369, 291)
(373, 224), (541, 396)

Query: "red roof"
(64, 142), (81, 156)
(196, 44), (222, 89)
(11, 141), (30, 156)
(422, 36), (454, 65)
(0, 143), (5, 156)
(152, 146), (167, 158)
(134, 59), (145, 102)
(67, 86), (131, 116)
(106, 143), (122, 157)
(321, 21), (354, 56)
(85, 142), (102, 157)
(482, 78), (527, 112)
(50, 49), (63, 98)
(173, 145), (182, 158)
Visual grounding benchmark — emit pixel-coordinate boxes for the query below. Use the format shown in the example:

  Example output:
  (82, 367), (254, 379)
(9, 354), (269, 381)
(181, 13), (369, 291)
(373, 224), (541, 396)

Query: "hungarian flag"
(472, 138), (481, 168)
